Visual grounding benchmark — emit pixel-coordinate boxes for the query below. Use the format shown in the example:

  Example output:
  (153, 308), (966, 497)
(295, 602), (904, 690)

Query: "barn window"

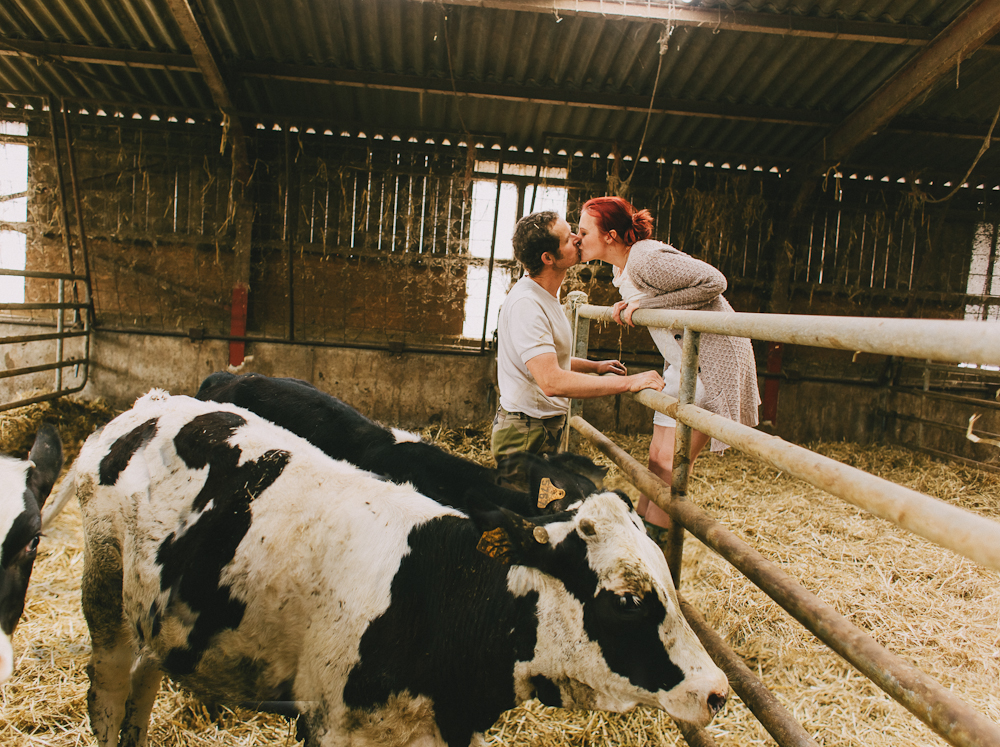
(961, 221), (1000, 371)
(462, 162), (568, 340)
(0, 121), (28, 303)
(964, 221), (1000, 322)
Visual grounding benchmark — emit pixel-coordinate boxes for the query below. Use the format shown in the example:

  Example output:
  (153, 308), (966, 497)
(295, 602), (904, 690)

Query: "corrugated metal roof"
(1, 0), (998, 184)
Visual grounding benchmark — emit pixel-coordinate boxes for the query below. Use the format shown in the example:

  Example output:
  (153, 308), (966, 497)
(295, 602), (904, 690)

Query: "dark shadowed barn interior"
(1, 1), (1000, 746)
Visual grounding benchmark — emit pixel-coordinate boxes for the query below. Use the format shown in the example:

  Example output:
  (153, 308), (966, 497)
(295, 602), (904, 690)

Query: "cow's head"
(471, 490), (728, 726)
(496, 452), (608, 512)
(0, 424), (63, 684)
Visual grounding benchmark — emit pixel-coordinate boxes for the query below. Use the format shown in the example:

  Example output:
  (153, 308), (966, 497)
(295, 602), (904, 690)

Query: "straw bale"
(0, 394), (118, 464)
(3, 409), (998, 747)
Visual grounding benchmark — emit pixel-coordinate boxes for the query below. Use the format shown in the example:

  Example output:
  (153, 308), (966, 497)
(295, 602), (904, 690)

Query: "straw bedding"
(2, 401), (998, 746)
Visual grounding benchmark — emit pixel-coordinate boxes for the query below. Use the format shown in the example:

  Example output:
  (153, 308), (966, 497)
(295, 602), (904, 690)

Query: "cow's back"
(77, 391), (456, 706)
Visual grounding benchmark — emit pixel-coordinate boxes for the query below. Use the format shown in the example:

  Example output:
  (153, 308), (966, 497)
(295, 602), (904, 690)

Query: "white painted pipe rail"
(579, 305), (1000, 367)
(633, 388), (1000, 573)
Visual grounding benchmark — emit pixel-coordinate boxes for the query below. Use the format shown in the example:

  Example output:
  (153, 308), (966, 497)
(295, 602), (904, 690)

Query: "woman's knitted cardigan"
(622, 239), (760, 450)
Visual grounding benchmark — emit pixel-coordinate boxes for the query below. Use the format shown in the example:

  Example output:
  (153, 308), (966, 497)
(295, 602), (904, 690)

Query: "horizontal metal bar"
(678, 596), (818, 747)
(905, 361), (1000, 381)
(580, 305), (1000, 367)
(888, 410), (1000, 441)
(0, 383), (88, 414)
(93, 325), (491, 358)
(891, 386), (1000, 411)
(0, 268), (89, 281)
(632, 387), (1000, 572)
(0, 359), (88, 380)
(0, 329), (88, 346)
(572, 415), (1000, 747)
(0, 301), (90, 311)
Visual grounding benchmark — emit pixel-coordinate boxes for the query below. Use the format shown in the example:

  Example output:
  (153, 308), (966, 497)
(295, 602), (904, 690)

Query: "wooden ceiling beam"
(0, 38), (197, 72)
(408, 0), (1000, 48)
(2, 38), (998, 142)
(821, 0), (1000, 162)
(236, 61), (836, 127)
(160, 0), (251, 182)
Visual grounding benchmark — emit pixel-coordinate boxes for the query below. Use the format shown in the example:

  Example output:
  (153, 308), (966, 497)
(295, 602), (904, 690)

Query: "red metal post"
(229, 283), (248, 367)
(762, 341), (782, 426)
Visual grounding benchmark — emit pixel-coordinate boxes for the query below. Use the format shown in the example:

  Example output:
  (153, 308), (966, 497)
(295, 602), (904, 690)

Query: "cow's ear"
(465, 492), (549, 566)
(26, 424), (63, 509)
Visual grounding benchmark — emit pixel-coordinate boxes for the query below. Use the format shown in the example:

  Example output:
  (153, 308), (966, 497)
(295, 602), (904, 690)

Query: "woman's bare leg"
(637, 425), (712, 529)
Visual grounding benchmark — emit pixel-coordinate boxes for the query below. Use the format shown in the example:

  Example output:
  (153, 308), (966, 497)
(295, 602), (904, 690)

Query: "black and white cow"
(78, 391), (727, 747)
(1, 424), (63, 683)
(195, 371), (605, 515)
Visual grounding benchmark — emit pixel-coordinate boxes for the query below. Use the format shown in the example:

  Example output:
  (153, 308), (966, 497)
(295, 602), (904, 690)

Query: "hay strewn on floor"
(2, 406), (998, 746)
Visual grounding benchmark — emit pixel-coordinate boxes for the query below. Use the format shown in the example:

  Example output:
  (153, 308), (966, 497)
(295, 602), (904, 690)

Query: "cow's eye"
(22, 535), (41, 557)
(613, 593), (646, 619)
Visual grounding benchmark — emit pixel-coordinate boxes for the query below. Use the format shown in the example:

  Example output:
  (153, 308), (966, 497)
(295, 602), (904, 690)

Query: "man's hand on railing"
(626, 369), (665, 393)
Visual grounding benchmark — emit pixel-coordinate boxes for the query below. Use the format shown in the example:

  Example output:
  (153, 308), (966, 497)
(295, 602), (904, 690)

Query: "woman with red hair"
(577, 196), (760, 539)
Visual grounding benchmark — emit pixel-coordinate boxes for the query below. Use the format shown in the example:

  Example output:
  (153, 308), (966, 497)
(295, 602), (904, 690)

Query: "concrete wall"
(5, 329), (992, 462)
(761, 380), (886, 445)
(1, 327), (668, 434)
(888, 388), (1000, 465)
(75, 331), (667, 433)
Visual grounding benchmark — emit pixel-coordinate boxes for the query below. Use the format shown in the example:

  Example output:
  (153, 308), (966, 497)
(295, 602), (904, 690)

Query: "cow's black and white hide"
(78, 391), (727, 747)
(195, 371), (604, 515)
(1, 424), (63, 683)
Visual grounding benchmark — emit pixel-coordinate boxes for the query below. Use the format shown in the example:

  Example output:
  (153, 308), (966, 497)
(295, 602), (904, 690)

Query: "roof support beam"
(0, 38), (197, 72)
(407, 0), (1000, 48)
(821, 0), (1000, 162)
(162, 0), (254, 367)
(2, 39), (997, 142)
(236, 61), (835, 127)
(161, 0), (250, 180)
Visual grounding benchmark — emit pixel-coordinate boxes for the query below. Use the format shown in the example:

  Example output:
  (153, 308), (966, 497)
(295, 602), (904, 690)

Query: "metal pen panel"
(631, 387), (1000, 573)
(572, 415), (1000, 747)
(580, 305), (1000, 367)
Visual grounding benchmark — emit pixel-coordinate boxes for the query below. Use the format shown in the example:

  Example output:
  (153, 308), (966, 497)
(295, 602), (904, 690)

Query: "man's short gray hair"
(512, 211), (559, 277)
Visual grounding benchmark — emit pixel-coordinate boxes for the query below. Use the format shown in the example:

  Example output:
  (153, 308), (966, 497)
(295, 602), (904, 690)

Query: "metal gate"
(0, 267), (91, 412)
(567, 293), (1000, 747)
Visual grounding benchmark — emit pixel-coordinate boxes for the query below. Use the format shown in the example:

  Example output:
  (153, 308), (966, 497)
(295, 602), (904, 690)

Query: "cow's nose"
(707, 689), (728, 717)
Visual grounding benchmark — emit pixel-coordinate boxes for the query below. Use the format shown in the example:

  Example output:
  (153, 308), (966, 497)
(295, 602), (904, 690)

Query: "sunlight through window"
(462, 164), (568, 340)
(0, 121), (28, 303)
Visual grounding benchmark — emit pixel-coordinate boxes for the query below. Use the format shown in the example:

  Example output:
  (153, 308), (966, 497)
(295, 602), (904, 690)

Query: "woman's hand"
(612, 300), (640, 327)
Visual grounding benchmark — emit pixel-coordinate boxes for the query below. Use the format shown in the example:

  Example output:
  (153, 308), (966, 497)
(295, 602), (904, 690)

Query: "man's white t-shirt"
(496, 275), (572, 418)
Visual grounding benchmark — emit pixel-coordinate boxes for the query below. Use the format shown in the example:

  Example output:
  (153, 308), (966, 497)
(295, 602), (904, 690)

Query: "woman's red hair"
(581, 196), (654, 246)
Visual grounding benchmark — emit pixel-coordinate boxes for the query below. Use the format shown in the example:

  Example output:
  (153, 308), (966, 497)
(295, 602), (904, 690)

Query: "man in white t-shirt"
(491, 211), (665, 459)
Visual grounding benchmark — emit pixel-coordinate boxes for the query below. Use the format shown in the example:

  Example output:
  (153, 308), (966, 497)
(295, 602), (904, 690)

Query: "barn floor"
(2, 407), (998, 747)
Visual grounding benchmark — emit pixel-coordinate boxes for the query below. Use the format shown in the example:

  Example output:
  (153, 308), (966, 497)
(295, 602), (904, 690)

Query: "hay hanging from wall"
(2, 406), (998, 746)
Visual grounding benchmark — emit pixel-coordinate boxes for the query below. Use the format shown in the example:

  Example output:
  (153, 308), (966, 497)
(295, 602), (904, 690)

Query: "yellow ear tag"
(537, 477), (566, 509)
(476, 527), (513, 564)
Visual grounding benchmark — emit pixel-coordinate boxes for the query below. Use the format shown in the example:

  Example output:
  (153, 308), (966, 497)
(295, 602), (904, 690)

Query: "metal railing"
(0, 268), (92, 413)
(566, 292), (1000, 747)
